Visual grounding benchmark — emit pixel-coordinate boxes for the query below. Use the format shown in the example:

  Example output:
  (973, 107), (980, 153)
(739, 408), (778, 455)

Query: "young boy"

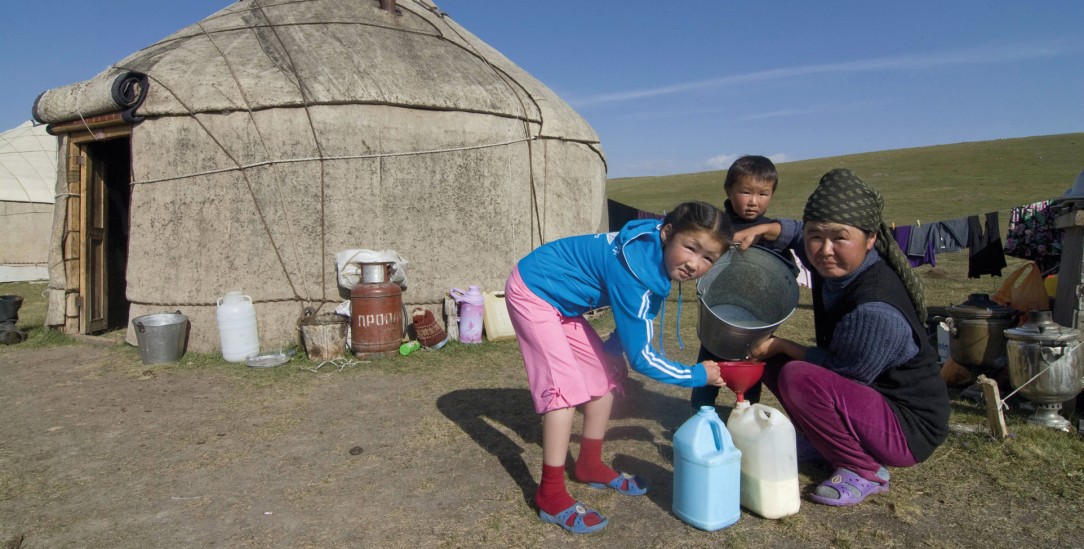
(691, 155), (801, 409)
(722, 155), (808, 251)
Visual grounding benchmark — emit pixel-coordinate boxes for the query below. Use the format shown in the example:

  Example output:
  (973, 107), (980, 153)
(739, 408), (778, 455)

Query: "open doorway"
(81, 137), (132, 333)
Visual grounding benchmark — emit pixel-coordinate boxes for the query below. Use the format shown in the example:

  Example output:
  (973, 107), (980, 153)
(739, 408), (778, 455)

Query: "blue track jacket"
(516, 219), (708, 387)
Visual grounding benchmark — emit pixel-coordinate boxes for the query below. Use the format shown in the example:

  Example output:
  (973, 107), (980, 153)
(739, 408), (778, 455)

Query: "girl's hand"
(701, 360), (726, 387)
(605, 352), (628, 384)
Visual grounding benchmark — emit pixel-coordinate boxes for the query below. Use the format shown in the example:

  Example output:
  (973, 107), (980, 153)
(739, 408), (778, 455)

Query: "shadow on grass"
(437, 377), (705, 508)
(436, 388), (540, 504)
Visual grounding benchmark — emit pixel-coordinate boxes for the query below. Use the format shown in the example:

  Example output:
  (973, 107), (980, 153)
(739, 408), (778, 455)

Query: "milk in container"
(726, 401), (800, 519)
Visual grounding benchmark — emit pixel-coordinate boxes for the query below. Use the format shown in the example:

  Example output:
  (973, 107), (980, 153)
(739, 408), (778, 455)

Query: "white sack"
(335, 249), (408, 291)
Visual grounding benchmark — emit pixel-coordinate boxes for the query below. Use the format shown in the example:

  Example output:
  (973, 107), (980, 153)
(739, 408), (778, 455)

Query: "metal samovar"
(1005, 311), (1084, 431)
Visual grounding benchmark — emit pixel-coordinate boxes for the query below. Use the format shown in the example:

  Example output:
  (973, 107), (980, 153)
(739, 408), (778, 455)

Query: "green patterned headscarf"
(803, 168), (927, 320)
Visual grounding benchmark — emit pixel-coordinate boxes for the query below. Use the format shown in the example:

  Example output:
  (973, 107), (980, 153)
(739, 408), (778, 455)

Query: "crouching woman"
(750, 168), (949, 506)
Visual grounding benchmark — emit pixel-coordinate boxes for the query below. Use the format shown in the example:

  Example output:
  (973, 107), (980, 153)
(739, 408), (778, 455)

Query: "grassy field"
(608, 133), (1084, 225)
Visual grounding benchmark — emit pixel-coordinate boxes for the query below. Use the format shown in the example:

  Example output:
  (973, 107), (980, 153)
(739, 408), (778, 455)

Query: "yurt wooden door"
(71, 131), (132, 334)
(83, 153), (108, 332)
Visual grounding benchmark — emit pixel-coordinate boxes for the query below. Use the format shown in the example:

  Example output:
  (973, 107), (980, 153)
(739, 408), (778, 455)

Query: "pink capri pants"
(505, 266), (624, 414)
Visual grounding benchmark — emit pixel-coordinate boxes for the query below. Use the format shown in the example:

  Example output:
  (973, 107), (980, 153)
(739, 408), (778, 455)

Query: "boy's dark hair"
(663, 201), (734, 248)
(723, 155), (778, 192)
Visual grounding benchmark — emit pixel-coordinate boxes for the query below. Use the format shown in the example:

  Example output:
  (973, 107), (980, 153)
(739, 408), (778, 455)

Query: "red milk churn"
(351, 262), (404, 359)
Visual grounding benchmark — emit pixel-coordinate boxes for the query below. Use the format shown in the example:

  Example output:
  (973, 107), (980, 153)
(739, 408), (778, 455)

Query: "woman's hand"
(750, 336), (806, 362)
(748, 337), (777, 361)
(702, 360), (727, 387)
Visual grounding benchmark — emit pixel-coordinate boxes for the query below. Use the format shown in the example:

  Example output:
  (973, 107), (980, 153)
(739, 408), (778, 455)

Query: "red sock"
(536, 464), (602, 528)
(574, 437), (618, 485)
(535, 464), (576, 515)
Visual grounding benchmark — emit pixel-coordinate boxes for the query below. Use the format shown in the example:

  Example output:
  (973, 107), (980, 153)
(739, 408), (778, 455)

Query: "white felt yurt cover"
(0, 121), (57, 281)
(34, 0), (607, 351)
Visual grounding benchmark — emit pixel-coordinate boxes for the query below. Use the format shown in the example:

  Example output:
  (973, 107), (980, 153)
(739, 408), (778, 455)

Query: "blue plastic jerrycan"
(672, 405), (742, 531)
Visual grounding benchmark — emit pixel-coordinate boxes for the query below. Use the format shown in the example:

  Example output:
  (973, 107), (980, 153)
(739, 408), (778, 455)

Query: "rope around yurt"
(120, 0), (554, 309)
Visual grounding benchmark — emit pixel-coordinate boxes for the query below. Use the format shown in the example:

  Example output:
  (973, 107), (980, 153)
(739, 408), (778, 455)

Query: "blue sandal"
(588, 471), (649, 496)
(808, 468), (888, 506)
(539, 501), (608, 534)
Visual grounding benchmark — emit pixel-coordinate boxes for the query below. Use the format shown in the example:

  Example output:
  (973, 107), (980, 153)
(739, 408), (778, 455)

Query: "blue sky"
(2, 1), (1081, 178)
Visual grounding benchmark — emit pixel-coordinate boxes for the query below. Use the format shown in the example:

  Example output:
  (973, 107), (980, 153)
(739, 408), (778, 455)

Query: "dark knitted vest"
(812, 260), (949, 462)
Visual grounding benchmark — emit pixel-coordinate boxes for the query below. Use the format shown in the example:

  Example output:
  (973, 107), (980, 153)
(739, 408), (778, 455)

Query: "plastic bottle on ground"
(672, 405), (742, 531)
(726, 401), (800, 519)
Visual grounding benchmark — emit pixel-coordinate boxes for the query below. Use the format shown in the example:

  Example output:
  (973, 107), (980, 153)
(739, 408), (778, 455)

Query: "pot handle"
(939, 316), (957, 336)
(1040, 346), (1066, 362)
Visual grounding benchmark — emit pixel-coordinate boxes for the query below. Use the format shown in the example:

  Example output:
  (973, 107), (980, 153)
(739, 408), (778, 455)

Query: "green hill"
(607, 133), (1084, 225)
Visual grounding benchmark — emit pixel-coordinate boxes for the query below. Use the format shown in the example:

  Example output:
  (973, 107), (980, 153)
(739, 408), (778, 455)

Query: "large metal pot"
(1005, 310), (1084, 431)
(941, 293), (1016, 372)
(696, 247), (798, 359)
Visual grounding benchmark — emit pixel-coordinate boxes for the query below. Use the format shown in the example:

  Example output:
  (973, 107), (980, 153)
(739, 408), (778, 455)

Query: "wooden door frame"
(66, 126), (132, 334)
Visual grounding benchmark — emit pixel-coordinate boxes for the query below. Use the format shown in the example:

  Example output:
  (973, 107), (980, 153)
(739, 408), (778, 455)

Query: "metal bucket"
(132, 312), (189, 365)
(298, 307), (348, 361)
(697, 247), (799, 359)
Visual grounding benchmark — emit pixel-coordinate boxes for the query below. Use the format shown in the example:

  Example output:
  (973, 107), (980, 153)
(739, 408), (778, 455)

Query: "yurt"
(0, 121), (57, 282)
(32, 0), (607, 352)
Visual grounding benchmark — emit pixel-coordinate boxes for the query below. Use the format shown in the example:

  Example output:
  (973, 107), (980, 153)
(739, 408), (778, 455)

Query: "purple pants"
(764, 360), (916, 481)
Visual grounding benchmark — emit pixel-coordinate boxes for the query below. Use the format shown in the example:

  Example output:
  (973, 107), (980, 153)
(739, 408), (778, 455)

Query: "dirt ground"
(2, 339), (1083, 548)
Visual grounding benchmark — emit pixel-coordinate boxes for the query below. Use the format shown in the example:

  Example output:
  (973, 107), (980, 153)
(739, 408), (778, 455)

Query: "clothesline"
(607, 197), (1063, 279)
(890, 198), (1062, 277)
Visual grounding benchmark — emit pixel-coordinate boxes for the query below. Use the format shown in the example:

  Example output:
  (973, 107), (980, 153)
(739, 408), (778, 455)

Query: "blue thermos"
(672, 405), (742, 531)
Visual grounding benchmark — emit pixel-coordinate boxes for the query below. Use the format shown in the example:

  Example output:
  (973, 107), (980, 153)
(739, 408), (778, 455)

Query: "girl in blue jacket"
(505, 201), (732, 534)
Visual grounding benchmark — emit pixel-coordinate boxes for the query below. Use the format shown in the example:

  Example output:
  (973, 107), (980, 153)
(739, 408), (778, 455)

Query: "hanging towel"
(907, 218), (968, 261)
(967, 212), (1007, 278)
(932, 218), (970, 253)
(892, 225), (930, 267)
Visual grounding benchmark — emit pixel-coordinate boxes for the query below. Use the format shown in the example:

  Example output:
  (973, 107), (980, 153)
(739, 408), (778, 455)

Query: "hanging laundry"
(909, 218), (970, 256)
(607, 199), (640, 232)
(967, 212), (1007, 278)
(892, 225), (932, 268)
(791, 250), (813, 288)
(637, 211), (665, 221)
(1004, 200), (1062, 274)
(901, 224), (937, 267)
(934, 218), (970, 253)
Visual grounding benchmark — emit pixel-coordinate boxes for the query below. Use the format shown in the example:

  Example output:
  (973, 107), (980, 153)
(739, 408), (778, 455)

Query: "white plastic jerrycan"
(726, 401), (800, 519)
(216, 290), (260, 362)
(672, 406), (742, 531)
(450, 285), (485, 344)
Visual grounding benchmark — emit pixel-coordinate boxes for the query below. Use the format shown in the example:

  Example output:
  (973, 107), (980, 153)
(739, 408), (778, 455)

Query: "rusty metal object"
(351, 263), (403, 359)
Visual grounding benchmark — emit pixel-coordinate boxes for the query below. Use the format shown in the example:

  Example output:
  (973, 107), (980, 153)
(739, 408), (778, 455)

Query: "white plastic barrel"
(217, 291), (260, 362)
(726, 401), (800, 519)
